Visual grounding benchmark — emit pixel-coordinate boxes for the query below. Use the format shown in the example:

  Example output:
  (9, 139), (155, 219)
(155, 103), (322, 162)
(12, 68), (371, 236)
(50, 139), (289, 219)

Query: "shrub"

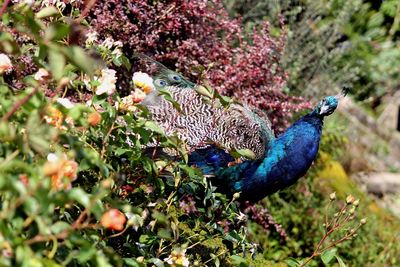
(86, 0), (310, 131)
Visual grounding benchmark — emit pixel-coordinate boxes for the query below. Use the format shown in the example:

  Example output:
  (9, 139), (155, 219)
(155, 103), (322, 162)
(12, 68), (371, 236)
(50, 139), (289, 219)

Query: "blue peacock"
(133, 57), (347, 202)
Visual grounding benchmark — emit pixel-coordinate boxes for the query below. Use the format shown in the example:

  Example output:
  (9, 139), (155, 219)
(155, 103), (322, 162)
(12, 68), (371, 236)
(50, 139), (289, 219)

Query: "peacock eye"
(154, 79), (168, 87)
(168, 73), (181, 82)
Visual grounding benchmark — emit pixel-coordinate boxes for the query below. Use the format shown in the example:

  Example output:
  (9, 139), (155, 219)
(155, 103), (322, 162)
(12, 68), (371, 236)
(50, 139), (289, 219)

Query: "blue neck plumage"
(222, 111), (324, 202)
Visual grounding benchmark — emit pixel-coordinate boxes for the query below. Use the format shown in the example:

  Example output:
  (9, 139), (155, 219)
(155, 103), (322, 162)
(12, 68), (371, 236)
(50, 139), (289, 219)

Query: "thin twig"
(2, 87), (39, 122)
(75, 0), (97, 23)
(0, 0), (11, 18)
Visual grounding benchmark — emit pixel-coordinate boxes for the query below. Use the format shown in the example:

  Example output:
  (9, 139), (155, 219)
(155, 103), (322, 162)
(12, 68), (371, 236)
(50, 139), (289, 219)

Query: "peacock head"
(314, 88), (349, 117)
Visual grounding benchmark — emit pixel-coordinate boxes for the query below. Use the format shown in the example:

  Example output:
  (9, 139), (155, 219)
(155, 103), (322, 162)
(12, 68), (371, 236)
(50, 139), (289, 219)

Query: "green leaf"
(50, 221), (71, 234)
(95, 251), (113, 267)
(123, 258), (142, 267)
(77, 246), (96, 263)
(230, 255), (248, 267)
(144, 121), (164, 134)
(195, 85), (214, 99)
(69, 188), (90, 208)
(286, 258), (302, 267)
(157, 228), (172, 239)
(321, 248), (337, 265)
(63, 46), (96, 75)
(49, 49), (66, 80)
(149, 258), (164, 267)
(236, 148), (256, 160)
(335, 255), (347, 267)
(36, 6), (60, 19)
(45, 23), (71, 41)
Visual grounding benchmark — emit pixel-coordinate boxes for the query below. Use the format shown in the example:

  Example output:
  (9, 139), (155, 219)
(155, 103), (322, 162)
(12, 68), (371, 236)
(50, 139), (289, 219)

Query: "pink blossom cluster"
(87, 0), (311, 131)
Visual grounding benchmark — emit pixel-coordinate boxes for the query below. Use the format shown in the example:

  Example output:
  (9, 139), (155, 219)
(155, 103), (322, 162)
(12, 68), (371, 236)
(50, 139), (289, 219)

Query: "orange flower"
(43, 153), (78, 191)
(88, 112), (102, 126)
(19, 174), (29, 187)
(119, 95), (137, 112)
(100, 209), (126, 231)
(132, 72), (154, 93)
(43, 106), (73, 130)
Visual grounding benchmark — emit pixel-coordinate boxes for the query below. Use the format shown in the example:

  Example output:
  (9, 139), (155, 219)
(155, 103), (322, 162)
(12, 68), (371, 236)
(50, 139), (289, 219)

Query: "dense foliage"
(225, 0), (400, 105)
(85, 0), (309, 131)
(0, 1), (399, 266)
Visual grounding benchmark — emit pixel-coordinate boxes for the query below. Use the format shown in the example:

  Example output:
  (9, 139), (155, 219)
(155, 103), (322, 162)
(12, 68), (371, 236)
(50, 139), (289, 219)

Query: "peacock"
(189, 89), (347, 202)
(132, 56), (347, 202)
(134, 56), (275, 161)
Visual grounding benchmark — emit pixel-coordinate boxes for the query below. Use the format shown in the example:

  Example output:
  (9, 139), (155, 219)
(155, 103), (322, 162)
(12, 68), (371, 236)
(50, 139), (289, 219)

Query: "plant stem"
(0, 0), (10, 17)
(2, 87), (39, 122)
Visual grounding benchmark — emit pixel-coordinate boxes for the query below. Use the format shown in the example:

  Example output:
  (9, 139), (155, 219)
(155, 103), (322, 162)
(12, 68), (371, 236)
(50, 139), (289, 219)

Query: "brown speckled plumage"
(141, 86), (274, 160)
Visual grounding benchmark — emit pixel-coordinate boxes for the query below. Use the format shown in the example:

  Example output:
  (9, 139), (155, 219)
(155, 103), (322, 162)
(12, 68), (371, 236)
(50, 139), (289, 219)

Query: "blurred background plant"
(224, 0), (400, 108)
(0, 0), (399, 266)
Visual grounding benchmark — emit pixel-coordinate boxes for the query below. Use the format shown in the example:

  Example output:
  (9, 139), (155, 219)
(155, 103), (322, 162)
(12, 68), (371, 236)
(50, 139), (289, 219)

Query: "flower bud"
(346, 195), (355, 205)
(360, 218), (367, 225)
(232, 192), (241, 200)
(88, 112), (102, 126)
(348, 206), (355, 215)
(353, 199), (360, 207)
(329, 192), (336, 201)
(101, 179), (113, 189)
(100, 209), (126, 231)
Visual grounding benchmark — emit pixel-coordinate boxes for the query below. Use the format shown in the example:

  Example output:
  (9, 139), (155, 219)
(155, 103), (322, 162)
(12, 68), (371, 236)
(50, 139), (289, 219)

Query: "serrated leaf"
(321, 248), (337, 265)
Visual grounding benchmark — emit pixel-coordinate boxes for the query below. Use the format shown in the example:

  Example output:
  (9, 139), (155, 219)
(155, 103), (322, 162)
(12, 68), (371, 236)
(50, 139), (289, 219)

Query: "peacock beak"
(319, 105), (330, 115)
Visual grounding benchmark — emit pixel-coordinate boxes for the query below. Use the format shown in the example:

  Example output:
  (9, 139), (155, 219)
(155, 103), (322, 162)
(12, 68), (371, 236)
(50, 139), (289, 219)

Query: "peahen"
(133, 57), (347, 202)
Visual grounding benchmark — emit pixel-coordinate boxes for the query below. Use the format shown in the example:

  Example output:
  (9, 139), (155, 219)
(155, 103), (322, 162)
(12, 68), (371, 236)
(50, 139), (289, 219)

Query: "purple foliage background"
(86, 0), (310, 131)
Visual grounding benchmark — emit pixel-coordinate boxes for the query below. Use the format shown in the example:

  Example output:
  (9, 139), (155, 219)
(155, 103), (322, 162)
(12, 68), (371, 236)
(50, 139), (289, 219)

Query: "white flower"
(236, 211), (247, 222)
(41, 0), (65, 11)
(114, 41), (123, 48)
(132, 72), (154, 93)
(102, 37), (114, 50)
(96, 68), (117, 95)
(164, 248), (189, 267)
(85, 31), (98, 46)
(34, 68), (50, 81)
(47, 153), (59, 162)
(12, 0), (34, 6)
(111, 47), (123, 58)
(0, 54), (13, 74)
(56, 98), (75, 109)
